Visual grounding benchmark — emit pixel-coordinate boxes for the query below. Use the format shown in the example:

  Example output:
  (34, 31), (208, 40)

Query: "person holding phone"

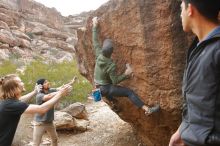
(0, 74), (71, 146)
(32, 77), (76, 146)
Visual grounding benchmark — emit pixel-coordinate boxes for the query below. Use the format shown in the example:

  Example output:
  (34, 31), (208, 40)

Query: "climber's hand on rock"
(78, 27), (86, 32)
(124, 63), (133, 76)
(92, 16), (98, 27)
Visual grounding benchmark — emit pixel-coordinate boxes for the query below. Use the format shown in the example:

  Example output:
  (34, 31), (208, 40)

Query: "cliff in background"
(76, 0), (192, 145)
(0, 0), (89, 66)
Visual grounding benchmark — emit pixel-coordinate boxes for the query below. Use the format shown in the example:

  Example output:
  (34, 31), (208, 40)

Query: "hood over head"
(102, 39), (113, 58)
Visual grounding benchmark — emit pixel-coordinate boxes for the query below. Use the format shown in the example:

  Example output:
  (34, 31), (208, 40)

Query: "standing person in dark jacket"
(0, 74), (72, 146)
(92, 17), (160, 116)
(169, 0), (220, 146)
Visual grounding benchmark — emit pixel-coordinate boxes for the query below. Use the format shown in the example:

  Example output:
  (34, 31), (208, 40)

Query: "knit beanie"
(36, 78), (46, 85)
(102, 39), (113, 58)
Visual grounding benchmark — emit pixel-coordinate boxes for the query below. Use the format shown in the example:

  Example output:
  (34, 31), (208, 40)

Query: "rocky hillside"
(76, 0), (193, 145)
(0, 0), (89, 66)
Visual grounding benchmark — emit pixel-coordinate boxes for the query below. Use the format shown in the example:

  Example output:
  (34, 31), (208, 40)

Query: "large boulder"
(54, 111), (89, 131)
(54, 111), (76, 130)
(61, 102), (88, 120)
(76, 0), (191, 145)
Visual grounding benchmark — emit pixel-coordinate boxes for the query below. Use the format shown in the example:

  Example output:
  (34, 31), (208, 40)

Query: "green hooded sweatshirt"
(92, 26), (127, 85)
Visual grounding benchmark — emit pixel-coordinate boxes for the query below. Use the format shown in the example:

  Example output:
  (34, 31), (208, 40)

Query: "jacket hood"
(96, 54), (113, 68)
(205, 26), (220, 40)
(197, 26), (220, 46)
(102, 39), (113, 58)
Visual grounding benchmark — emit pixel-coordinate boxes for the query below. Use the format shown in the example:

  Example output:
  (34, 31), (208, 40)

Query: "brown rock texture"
(76, 0), (191, 145)
(18, 0), (64, 30)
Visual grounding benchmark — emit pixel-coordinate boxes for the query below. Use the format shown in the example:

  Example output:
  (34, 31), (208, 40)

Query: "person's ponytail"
(0, 77), (4, 85)
(0, 77), (4, 99)
(0, 74), (19, 99)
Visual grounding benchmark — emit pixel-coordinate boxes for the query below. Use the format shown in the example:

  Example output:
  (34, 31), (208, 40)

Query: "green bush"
(0, 60), (17, 76)
(0, 60), (92, 106)
(9, 53), (22, 60)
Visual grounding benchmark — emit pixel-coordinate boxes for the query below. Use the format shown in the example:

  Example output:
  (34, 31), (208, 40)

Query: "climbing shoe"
(145, 104), (160, 116)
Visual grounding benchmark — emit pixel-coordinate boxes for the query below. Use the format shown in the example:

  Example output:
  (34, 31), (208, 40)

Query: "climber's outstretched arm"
(92, 17), (102, 58)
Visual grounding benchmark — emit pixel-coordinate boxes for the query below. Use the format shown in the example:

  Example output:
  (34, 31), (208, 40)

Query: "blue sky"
(35, 0), (109, 16)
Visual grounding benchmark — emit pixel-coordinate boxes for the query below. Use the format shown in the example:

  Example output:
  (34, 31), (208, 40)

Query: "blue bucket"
(92, 89), (102, 102)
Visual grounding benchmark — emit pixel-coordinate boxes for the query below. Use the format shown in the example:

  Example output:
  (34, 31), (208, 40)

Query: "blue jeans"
(100, 84), (144, 108)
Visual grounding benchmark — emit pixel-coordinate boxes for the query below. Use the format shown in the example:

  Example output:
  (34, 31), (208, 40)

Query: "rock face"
(76, 0), (191, 145)
(61, 102), (88, 120)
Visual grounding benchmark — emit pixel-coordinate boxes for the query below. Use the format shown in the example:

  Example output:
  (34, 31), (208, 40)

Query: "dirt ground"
(13, 100), (143, 146)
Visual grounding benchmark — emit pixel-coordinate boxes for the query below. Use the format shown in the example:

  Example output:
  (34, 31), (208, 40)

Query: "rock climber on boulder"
(92, 16), (160, 116)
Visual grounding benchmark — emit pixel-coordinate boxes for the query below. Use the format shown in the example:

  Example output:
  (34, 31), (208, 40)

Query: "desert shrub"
(0, 60), (92, 105)
(0, 60), (17, 76)
(20, 60), (92, 104)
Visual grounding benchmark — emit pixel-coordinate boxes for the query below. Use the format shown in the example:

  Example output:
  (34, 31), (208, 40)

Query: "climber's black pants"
(99, 84), (144, 108)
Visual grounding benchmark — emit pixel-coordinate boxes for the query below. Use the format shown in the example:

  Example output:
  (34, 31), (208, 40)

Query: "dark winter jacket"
(180, 27), (220, 146)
